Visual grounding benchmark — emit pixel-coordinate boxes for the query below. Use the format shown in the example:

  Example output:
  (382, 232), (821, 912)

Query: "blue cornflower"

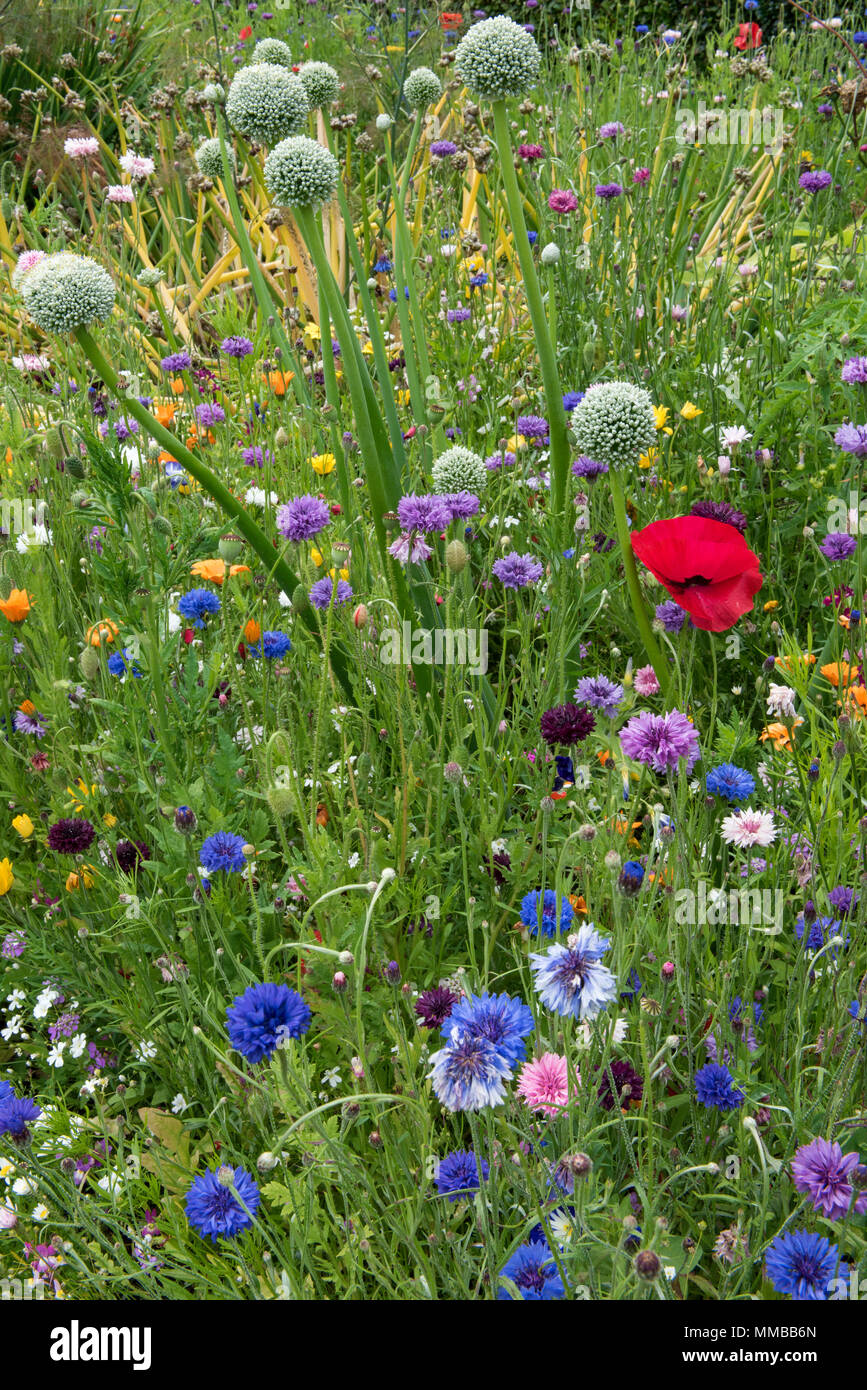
(226, 981), (311, 1063)
(185, 1165), (261, 1242)
(435, 1150), (489, 1201)
(574, 674), (624, 718)
(468, 272), (488, 287)
(389, 286), (410, 301)
(372, 257), (393, 273)
(706, 762), (755, 801)
(165, 460), (191, 491)
(498, 1241), (565, 1300)
(620, 965), (643, 999)
(765, 1230), (844, 1301)
(440, 992), (535, 1068)
(107, 648), (141, 678)
(0, 1081), (13, 1107)
(248, 630), (292, 659)
(530, 925), (617, 1021)
(848, 1000), (867, 1029)
(795, 914), (846, 955)
(0, 1094), (41, 1138)
(527, 230), (538, 244)
(694, 1063), (744, 1112)
(428, 1032), (512, 1112)
(199, 831), (247, 874)
(520, 889), (574, 939)
(178, 588), (221, 628)
(562, 390), (584, 412)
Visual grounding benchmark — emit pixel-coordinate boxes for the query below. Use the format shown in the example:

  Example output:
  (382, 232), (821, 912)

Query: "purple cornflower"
(655, 599), (687, 633)
(791, 1137), (867, 1221)
(798, 169), (832, 193)
(595, 182), (623, 199)
(828, 885), (858, 917)
(620, 709), (700, 774)
(220, 336), (254, 358)
(516, 415), (549, 439)
(195, 402), (226, 427)
(113, 416), (139, 442)
(276, 494), (330, 541)
(415, 986), (460, 1029)
(447, 307), (472, 324)
(485, 451), (516, 470)
(443, 491), (480, 521)
(397, 494), (451, 534)
(389, 534), (432, 564)
(574, 674), (624, 718)
(690, 500), (747, 533)
(309, 577), (353, 610)
(819, 532), (857, 561)
(841, 357), (867, 385)
(13, 709), (47, 737)
(492, 553), (544, 589)
(430, 139), (458, 157)
(571, 455), (608, 479)
(599, 121), (625, 138)
(834, 423), (867, 456)
(242, 445), (273, 468)
(160, 351), (191, 373)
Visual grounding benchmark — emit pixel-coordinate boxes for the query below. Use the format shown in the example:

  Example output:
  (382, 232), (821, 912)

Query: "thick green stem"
(491, 99), (571, 543)
(608, 466), (672, 704)
(73, 326), (357, 704)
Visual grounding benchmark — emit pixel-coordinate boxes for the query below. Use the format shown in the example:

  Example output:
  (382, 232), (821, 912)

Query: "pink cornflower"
(106, 186), (135, 204)
(119, 151), (155, 180)
(632, 167), (650, 183)
(633, 665), (660, 696)
(720, 807), (777, 849)
(64, 136), (99, 158)
(516, 1052), (580, 1114)
(548, 189), (579, 213)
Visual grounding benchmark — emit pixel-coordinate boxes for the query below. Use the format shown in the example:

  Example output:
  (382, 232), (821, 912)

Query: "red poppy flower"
(631, 515), (763, 632)
(733, 21), (762, 50)
(440, 12), (464, 31)
(239, 24), (253, 40)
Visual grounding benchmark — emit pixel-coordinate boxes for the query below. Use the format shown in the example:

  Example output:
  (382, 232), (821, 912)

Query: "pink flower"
(633, 665), (660, 696)
(518, 143), (545, 161)
(632, 167), (651, 183)
(119, 151), (155, 181)
(106, 185), (135, 204)
(64, 136), (99, 158)
(517, 1052), (580, 1114)
(548, 189), (579, 213)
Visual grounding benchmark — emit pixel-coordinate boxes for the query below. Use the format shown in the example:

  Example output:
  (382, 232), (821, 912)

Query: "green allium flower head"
(431, 445), (487, 495)
(571, 381), (657, 468)
(264, 136), (340, 208)
(22, 252), (115, 334)
(252, 38), (293, 67)
(403, 66), (442, 110)
(194, 137), (236, 180)
(226, 63), (309, 146)
(298, 61), (340, 110)
(137, 267), (165, 287)
(201, 82), (225, 104)
(454, 15), (541, 102)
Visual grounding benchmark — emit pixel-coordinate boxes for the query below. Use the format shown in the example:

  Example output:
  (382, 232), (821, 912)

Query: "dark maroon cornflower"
(689, 500), (748, 533)
(485, 850), (511, 887)
(597, 1059), (644, 1111)
(47, 818), (95, 854)
(114, 840), (151, 875)
(540, 703), (596, 747)
(414, 986), (460, 1029)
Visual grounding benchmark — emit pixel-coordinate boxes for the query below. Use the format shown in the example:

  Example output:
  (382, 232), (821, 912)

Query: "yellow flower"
(0, 858), (13, 894)
(11, 814), (34, 838)
(311, 547), (324, 567)
(397, 388), (411, 407)
(311, 453), (336, 476)
(103, 813), (118, 828)
(65, 864), (96, 892)
(328, 566), (350, 582)
(680, 402), (703, 420)
(638, 446), (659, 470)
(653, 405), (673, 434)
(67, 779), (97, 813)
(800, 150), (813, 163)
(763, 599), (779, 612)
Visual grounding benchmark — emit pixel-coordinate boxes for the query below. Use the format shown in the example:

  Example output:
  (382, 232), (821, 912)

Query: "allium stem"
(491, 99), (570, 542)
(608, 467), (672, 703)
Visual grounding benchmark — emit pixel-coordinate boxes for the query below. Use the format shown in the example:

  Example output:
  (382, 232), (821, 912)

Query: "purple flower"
(694, 1063), (744, 1112)
(595, 182), (623, 199)
(242, 445), (273, 468)
(540, 703), (595, 746)
(492, 553), (544, 589)
(430, 140), (458, 157)
(516, 414), (548, 439)
(599, 121), (625, 138)
(443, 491), (480, 521)
(195, 402), (226, 427)
(113, 416), (139, 442)
(655, 600), (687, 633)
(689, 500), (747, 534)
(160, 351), (192, 373)
(834, 423), (867, 456)
(798, 169), (832, 193)
(571, 455), (608, 479)
(13, 709), (47, 737)
(620, 709), (700, 774)
(791, 1137), (867, 1221)
(574, 674), (624, 717)
(1, 933), (25, 959)
(485, 451), (516, 470)
(276, 494), (330, 541)
(819, 532), (857, 561)
(389, 534), (432, 564)
(220, 336), (254, 358)
(447, 307), (472, 324)
(309, 577), (353, 610)
(841, 356), (867, 385)
(828, 885), (858, 917)
(397, 494), (451, 534)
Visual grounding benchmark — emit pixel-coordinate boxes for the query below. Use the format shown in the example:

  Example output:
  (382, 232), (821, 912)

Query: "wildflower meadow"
(2, 0), (867, 1334)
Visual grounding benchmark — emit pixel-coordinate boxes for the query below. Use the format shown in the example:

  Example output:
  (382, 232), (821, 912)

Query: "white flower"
(33, 988), (58, 1019)
(766, 683), (796, 719)
(549, 1208), (578, 1245)
(171, 1093), (188, 1114)
(440, 244), (457, 258)
(720, 807), (777, 849)
(133, 1039), (157, 1064)
(118, 151), (155, 180)
(322, 1067), (342, 1089)
(46, 1042), (67, 1068)
(31, 1203), (50, 1221)
(1, 1016), (23, 1041)
(720, 425), (751, 452)
(16, 524), (53, 553)
(245, 487), (279, 507)
(69, 1033), (87, 1059)
(12, 1177), (35, 1196)
(6, 990), (25, 1008)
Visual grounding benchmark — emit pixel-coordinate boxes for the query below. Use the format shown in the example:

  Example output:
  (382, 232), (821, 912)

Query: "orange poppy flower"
(170, 378), (185, 396)
(316, 803), (329, 827)
(19, 699), (36, 717)
(821, 662), (857, 689)
(774, 653), (815, 671)
(263, 370), (294, 396)
(568, 893), (588, 915)
(243, 619), (261, 645)
(760, 721), (802, 749)
(153, 402), (176, 427)
(0, 588), (32, 623)
(190, 559), (250, 585)
(86, 618), (119, 647)
(186, 427), (216, 448)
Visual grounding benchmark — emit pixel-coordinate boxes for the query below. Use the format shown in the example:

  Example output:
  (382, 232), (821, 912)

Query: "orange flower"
(19, 699), (36, 717)
(846, 686), (867, 716)
(441, 11), (463, 30)
(263, 369), (294, 396)
(244, 619), (261, 645)
(170, 378), (185, 396)
(86, 618), (119, 647)
(0, 588), (32, 623)
(153, 402), (176, 427)
(190, 558), (250, 585)
(821, 662), (857, 689)
(186, 427), (216, 448)
(774, 653), (815, 671)
(568, 893), (588, 915)
(760, 721), (802, 749)
(316, 803), (329, 827)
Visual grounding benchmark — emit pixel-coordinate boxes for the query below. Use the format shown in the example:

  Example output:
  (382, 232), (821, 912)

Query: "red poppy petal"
(671, 567), (764, 631)
(631, 516), (759, 585)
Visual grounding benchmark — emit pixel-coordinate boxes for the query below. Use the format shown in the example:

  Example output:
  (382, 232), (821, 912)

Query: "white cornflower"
(118, 151), (155, 180)
(171, 1094), (188, 1114)
(766, 684), (796, 719)
(720, 425), (751, 452)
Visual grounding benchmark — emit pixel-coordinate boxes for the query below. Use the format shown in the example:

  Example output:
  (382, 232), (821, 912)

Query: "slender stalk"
(608, 466), (672, 703)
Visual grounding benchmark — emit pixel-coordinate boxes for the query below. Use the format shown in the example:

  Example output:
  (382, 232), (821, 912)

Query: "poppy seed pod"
(446, 539), (468, 572)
